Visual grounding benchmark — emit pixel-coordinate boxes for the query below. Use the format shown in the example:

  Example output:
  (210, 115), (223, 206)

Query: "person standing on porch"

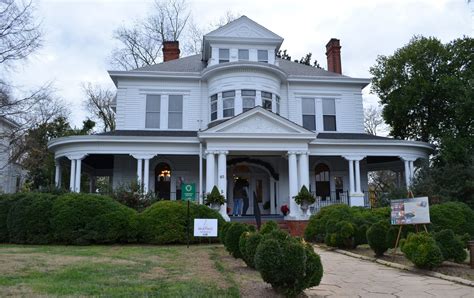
(242, 180), (249, 216)
(232, 179), (246, 216)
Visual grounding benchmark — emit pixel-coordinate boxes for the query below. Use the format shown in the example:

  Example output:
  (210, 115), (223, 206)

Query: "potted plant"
(294, 186), (315, 213)
(280, 204), (290, 216)
(205, 186), (225, 211)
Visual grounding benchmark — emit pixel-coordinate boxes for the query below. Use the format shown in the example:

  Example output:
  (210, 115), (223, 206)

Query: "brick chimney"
(163, 41), (180, 62)
(325, 38), (342, 74)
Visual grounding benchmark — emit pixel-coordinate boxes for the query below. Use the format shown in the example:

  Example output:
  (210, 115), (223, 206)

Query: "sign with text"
(193, 219), (218, 237)
(181, 183), (195, 201)
(391, 197), (430, 225)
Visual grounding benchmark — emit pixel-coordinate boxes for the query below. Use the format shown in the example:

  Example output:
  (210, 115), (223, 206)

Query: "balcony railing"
(308, 191), (349, 214)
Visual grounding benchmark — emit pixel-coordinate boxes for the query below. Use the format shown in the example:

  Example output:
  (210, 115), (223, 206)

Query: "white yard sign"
(194, 219), (218, 237)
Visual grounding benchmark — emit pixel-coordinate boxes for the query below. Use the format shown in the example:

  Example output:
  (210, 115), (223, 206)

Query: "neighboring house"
(48, 16), (433, 221)
(0, 117), (24, 193)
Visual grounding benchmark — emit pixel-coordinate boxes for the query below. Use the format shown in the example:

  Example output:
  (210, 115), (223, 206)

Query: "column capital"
(297, 151), (310, 156)
(287, 151), (298, 156)
(66, 153), (87, 160)
(343, 155), (365, 161)
(217, 150), (229, 155)
(399, 155), (418, 162)
(130, 153), (156, 160)
(205, 150), (217, 155)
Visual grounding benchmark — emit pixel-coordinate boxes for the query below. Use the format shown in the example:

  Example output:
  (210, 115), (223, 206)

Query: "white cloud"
(7, 0), (472, 126)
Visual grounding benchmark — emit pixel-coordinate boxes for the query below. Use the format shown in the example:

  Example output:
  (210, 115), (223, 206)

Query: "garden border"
(314, 244), (474, 288)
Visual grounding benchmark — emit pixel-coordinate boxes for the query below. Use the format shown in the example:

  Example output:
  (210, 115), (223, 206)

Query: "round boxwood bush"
(7, 193), (57, 244)
(401, 232), (444, 269)
(305, 204), (353, 242)
(51, 193), (138, 244)
(259, 220), (279, 234)
(225, 222), (251, 258)
(254, 237), (323, 296)
(366, 221), (390, 257)
(244, 232), (263, 268)
(239, 231), (251, 265)
(139, 200), (224, 244)
(430, 202), (474, 237)
(325, 220), (355, 248)
(220, 221), (231, 244)
(434, 229), (467, 263)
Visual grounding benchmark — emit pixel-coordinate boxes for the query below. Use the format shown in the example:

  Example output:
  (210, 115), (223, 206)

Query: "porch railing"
(308, 191), (349, 214)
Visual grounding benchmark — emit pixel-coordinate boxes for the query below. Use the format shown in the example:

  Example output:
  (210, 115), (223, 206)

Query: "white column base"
(220, 206), (230, 222)
(349, 193), (365, 207)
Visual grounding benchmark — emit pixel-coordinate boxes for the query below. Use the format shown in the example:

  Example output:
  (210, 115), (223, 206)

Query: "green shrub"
(0, 194), (17, 242)
(325, 220), (355, 248)
(7, 193), (57, 244)
(401, 232), (444, 269)
(434, 229), (467, 263)
(220, 221), (231, 244)
(366, 221), (390, 257)
(51, 193), (138, 244)
(430, 202), (474, 237)
(260, 220), (279, 234)
(244, 232), (263, 268)
(305, 204), (353, 242)
(139, 200), (224, 244)
(254, 237), (323, 296)
(239, 231), (251, 266)
(225, 223), (251, 258)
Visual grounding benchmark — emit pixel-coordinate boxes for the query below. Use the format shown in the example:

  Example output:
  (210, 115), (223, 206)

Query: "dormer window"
(238, 49), (249, 61)
(222, 90), (235, 117)
(219, 49), (229, 63)
(262, 91), (272, 111)
(242, 89), (256, 112)
(258, 50), (268, 63)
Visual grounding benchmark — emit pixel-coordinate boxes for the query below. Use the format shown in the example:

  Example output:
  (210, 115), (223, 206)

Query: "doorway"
(155, 162), (171, 199)
(231, 164), (269, 215)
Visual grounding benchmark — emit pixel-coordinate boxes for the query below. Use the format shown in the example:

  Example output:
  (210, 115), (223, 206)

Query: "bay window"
(276, 95), (281, 115)
(323, 98), (336, 131)
(242, 89), (256, 112)
(210, 94), (218, 121)
(145, 95), (161, 128)
(222, 90), (235, 117)
(262, 91), (272, 111)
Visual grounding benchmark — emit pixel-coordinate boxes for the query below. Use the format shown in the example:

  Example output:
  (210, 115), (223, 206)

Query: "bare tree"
(82, 82), (116, 132)
(364, 106), (385, 136)
(110, 0), (190, 70)
(0, 0), (42, 66)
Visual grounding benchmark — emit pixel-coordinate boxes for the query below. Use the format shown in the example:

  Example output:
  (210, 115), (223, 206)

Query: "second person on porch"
(233, 178), (249, 216)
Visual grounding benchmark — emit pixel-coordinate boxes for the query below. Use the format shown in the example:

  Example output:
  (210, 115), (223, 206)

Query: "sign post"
(181, 183), (195, 248)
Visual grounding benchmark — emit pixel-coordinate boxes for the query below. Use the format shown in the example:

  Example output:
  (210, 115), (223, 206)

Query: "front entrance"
(230, 164), (270, 215)
(155, 162), (171, 199)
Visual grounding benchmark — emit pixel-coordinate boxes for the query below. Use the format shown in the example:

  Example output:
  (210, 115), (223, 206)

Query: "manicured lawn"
(0, 244), (248, 297)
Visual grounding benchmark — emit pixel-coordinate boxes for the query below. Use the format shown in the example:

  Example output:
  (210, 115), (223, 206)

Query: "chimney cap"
(326, 38), (341, 50)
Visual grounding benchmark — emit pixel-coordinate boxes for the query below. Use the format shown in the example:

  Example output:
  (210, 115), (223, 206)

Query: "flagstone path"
(305, 247), (474, 297)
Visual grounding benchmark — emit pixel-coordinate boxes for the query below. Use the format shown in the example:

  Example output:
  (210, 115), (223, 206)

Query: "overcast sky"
(6, 0), (473, 128)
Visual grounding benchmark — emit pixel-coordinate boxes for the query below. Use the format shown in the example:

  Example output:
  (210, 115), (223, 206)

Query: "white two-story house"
(0, 117), (24, 193)
(48, 16), (432, 221)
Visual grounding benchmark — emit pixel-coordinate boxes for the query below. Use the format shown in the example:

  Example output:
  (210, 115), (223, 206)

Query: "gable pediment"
(204, 16), (283, 41)
(216, 114), (298, 134)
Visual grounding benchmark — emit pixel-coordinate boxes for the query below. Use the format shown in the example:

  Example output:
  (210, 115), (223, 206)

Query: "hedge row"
(0, 192), (224, 245)
(223, 221), (323, 297)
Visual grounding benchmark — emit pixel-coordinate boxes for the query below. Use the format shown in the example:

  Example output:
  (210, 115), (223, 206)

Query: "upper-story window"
(323, 98), (336, 131)
(258, 50), (268, 63)
(210, 94), (218, 121)
(219, 49), (229, 63)
(276, 95), (281, 115)
(262, 91), (272, 111)
(168, 95), (183, 129)
(222, 90), (235, 117)
(242, 89), (256, 112)
(238, 49), (249, 61)
(145, 95), (161, 128)
(302, 98), (316, 131)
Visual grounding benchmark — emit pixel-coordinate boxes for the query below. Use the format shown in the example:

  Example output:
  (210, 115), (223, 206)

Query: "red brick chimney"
(163, 41), (180, 62)
(325, 38), (342, 74)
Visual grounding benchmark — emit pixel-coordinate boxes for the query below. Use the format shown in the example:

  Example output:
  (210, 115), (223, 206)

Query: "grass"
(0, 244), (241, 297)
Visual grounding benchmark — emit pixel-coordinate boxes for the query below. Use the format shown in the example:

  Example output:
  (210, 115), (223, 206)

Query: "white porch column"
(69, 159), (76, 192)
(355, 159), (361, 193)
(136, 158), (143, 186)
(347, 158), (355, 194)
(344, 156), (364, 207)
(143, 158), (150, 193)
(287, 151), (299, 218)
(217, 151), (229, 221)
(409, 160), (415, 183)
(75, 158), (82, 193)
(403, 159), (410, 188)
(270, 177), (276, 214)
(54, 160), (61, 188)
(298, 152), (310, 189)
(205, 150), (216, 193)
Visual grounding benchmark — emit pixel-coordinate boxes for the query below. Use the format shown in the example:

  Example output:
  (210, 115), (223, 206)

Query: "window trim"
(210, 94), (218, 121)
(257, 50), (268, 63)
(219, 48), (230, 63)
(322, 98), (337, 131)
(238, 49), (249, 61)
(168, 94), (183, 129)
(302, 97), (316, 131)
(222, 90), (235, 118)
(145, 94), (161, 129)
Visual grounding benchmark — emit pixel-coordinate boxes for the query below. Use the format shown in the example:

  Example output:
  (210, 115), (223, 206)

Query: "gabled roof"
(204, 15), (283, 41)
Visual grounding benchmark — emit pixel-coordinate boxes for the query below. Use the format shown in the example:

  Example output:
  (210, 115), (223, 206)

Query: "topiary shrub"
(434, 229), (467, 263)
(401, 232), (444, 269)
(304, 204), (353, 242)
(254, 236), (323, 296)
(7, 193), (57, 244)
(239, 231), (250, 265)
(260, 220), (279, 234)
(225, 222), (251, 258)
(430, 202), (474, 237)
(325, 220), (355, 248)
(51, 193), (138, 244)
(366, 221), (390, 257)
(244, 232), (263, 268)
(220, 221), (231, 244)
(139, 200), (224, 244)
(0, 194), (18, 242)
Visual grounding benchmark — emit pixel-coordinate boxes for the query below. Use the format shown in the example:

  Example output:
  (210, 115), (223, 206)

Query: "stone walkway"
(305, 247), (474, 297)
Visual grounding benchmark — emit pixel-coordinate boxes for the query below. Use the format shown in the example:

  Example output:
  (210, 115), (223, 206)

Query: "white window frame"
(145, 94), (161, 129)
(257, 50), (268, 63)
(302, 98), (316, 131)
(210, 94), (218, 121)
(222, 90), (235, 118)
(219, 48), (230, 63)
(242, 89), (256, 113)
(238, 49), (249, 61)
(322, 98), (337, 131)
(261, 91), (272, 111)
(168, 95), (183, 129)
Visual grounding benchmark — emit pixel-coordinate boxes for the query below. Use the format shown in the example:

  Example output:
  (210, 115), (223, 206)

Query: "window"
(168, 95), (183, 129)
(242, 90), (256, 112)
(238, 49), (249, 61)
(302, 98), (316, 131)
(222, 90), (235, 117)
(258, 50), (268, 63)
(323, 98), (336, 131)
(262, 91), (272, 111)
(145, 94), (161, 128)
(210, 94), (217, 121)
(219, 49), (229, 63)
(276, 95), (281, 115)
